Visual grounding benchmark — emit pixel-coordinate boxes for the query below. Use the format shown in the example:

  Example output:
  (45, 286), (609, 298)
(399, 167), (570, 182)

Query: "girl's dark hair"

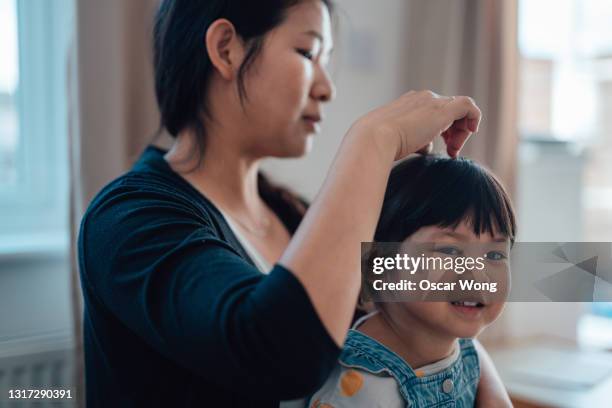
(153, 0), (334, 228)
(375, 155), (516, 243)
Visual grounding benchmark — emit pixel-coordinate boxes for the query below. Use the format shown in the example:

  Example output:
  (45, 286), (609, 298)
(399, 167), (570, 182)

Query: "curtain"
(403, 0), (519, 197)
(69, 0), (161, 405)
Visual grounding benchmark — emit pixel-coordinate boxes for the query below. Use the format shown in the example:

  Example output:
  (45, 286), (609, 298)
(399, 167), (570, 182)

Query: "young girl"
(309, 155), (516, 407)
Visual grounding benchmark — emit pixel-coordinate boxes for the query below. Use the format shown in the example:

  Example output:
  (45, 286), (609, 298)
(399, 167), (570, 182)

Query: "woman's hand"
(351, 90), (481, 160)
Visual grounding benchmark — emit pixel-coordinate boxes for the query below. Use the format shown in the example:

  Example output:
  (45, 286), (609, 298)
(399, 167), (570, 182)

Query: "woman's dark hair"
(375, 155), (516, 243)
(153, 0), (334, 142)
(153, 0), (334, 228)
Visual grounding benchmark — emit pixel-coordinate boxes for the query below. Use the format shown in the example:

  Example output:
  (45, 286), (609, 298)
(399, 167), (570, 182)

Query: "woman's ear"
(205, 19), (244, 80)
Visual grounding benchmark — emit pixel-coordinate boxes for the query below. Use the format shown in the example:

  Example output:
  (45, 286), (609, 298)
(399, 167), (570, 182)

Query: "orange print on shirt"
(340, 370), (364, 397)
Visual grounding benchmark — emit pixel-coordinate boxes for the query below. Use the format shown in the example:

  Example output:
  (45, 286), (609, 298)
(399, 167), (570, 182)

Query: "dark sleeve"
(79, 187), (340, 400)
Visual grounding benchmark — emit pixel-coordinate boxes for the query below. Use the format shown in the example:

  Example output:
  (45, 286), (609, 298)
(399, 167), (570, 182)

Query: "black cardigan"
(78, 146), (340, 407)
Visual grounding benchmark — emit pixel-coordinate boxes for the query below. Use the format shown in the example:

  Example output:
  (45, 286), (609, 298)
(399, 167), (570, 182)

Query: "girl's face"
(239, 0), (335, 158)
(382, 221), (509, 340)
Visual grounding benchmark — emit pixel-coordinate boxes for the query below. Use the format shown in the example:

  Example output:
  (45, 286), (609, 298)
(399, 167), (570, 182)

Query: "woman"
(78, 0), (510, 406)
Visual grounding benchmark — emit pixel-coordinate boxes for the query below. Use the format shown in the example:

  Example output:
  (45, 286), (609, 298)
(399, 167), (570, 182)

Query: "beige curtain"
(402, 0), (519, 343)
(69, 0), (161, 405)
(403, 0), (519, 197)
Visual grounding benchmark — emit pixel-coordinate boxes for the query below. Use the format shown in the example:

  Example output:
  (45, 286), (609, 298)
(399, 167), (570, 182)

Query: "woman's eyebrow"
(301, 29), (334, 56)
(302, 29), (323, 42)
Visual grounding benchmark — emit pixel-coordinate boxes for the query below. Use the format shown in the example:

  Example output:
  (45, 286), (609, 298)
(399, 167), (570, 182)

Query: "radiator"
(0, 331), (75, 408)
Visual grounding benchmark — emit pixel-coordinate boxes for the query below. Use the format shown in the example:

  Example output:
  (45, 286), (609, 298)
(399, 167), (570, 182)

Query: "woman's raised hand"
(351, 90), (482, 160)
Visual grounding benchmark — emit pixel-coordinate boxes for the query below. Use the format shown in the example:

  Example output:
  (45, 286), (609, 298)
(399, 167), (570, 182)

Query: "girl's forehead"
(409, 223), (508, 243)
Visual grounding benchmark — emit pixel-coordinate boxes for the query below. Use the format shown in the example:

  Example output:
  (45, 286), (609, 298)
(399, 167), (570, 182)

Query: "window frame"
(0, 0), (71, 251)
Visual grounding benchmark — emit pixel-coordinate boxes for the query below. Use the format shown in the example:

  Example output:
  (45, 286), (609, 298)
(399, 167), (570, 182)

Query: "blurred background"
(1, 0), (612, 407)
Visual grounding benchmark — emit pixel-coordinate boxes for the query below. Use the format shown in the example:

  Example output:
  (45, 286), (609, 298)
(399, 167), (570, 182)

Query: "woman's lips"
(302, 115), (321, 133)
(303, 113), (322, 122)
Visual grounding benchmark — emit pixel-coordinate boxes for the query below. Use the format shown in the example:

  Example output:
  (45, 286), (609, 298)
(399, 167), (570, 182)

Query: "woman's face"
(382, 221), (509, 340)
(240, 0), (335, 158)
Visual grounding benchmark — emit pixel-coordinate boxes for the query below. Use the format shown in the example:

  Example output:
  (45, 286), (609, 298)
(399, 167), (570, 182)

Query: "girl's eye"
(435, 246), (462, 256)
(297, 49), (314, 60)
(485, 251), (507, 261)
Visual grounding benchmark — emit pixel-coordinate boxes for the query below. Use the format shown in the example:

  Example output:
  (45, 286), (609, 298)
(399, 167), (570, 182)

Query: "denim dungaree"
(309, 314), (480, 407)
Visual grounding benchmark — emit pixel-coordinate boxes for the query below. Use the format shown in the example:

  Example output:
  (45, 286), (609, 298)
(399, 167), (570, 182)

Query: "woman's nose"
(311, 67), (336, 102)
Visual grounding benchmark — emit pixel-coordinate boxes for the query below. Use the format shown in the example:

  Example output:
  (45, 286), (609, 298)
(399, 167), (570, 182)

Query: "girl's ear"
(205, 19), (245, 81)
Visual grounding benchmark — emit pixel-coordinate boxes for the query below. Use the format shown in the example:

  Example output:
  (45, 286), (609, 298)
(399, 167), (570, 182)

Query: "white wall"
(0, 254), (73, 342)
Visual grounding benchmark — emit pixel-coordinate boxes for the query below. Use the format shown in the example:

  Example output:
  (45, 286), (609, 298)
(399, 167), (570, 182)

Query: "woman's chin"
(301, 134), (314, 155)
(274, 135), (314, 158)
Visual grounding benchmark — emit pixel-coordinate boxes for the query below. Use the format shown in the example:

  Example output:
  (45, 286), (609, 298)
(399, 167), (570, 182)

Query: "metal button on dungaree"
(442, 378), (454, 393)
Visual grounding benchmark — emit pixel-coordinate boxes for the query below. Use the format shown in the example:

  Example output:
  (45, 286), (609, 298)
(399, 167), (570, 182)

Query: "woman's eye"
(435, 246), (462, 256)
(297, 49), (314, 60)
(485, 251), (507, 261)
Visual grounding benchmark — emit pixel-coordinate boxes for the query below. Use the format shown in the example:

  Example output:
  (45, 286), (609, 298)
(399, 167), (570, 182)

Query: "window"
(0, 0), (19, 186)
(518, 0), (612, 242)
(518, 0), (612, 348)
(0, 0), (72, 254)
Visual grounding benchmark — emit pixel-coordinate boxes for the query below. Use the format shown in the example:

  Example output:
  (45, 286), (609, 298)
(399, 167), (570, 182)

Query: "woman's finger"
(443, 119), (473, 158)
(440, 98), (481, 158)
(446, 132), (471, 158)
(444, 96), (482, 129)
(416, 142), (434, 155)
(468, 118), (479, 132)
